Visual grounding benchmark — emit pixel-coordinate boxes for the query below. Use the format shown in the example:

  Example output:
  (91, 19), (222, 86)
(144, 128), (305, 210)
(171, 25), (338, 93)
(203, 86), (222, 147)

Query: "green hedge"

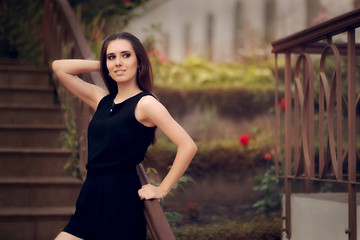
(153, 56), (276, 90)
(145, 137), (273, 178)
(148, 55), (281, 120)
(170, 217), (281, 240)
(154, 87), (276, 119)
(0, 0), (44, 65)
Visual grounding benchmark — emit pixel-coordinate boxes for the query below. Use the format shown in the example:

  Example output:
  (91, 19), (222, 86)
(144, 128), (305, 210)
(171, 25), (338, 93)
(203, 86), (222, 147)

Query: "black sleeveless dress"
(63, 92), (156, 240)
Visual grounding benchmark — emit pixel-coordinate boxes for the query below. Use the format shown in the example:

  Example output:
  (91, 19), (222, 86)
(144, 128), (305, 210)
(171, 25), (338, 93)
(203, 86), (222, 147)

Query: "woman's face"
(106, 39), (138, 85)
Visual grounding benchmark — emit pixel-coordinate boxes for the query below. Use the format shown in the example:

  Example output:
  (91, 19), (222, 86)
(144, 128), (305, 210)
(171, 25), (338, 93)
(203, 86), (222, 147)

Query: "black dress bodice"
(86, 92), (156, 172)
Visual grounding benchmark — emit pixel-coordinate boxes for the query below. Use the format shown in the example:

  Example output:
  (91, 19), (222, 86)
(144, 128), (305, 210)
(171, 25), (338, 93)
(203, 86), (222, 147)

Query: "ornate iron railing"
(43, 1), (175, 239)
(272, 8), (360, 240)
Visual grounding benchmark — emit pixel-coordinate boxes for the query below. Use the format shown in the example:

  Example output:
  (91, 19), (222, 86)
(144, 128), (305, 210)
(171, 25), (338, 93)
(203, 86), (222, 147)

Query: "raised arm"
(137, 96), (197, 199)
(52, 59), (109, 110)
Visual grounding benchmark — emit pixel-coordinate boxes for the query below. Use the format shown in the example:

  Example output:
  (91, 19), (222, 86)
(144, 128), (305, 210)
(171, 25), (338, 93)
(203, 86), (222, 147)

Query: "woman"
(52, 32), (197, 240)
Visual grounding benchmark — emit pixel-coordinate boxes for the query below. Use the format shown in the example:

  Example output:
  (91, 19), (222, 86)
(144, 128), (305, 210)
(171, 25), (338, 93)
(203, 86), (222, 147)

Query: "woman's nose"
(115, 57), (122, 66)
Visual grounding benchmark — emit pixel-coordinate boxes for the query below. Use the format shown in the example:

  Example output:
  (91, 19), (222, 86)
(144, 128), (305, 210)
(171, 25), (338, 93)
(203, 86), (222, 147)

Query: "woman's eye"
(123, 53), (131, 58)
(107, 55), (115, 60)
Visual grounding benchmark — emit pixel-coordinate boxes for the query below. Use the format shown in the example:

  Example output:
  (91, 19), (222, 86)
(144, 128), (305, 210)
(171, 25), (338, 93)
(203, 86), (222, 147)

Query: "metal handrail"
(271, 8), (360, 240)
(43, 0), (175, 239)
(272, 8), (360, 53)
(44, 0), (106, 180)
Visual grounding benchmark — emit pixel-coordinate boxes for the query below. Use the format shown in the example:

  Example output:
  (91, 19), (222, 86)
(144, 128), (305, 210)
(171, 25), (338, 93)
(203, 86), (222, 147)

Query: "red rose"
(91, 34), (98, 42)
(264, 153), (272, 160)
(239, 134), (250, 146)
(279, 97), (286, 112)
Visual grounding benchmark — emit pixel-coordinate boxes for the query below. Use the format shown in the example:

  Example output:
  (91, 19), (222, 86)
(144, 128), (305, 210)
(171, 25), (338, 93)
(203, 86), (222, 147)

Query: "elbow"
(179, 139), (197, 160)
(189, 140), (198, 158)
(51, 60), (60, 73)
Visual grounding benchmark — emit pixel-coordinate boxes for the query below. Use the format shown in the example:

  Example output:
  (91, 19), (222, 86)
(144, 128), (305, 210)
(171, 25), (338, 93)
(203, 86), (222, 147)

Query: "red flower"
(153, 48), (168, 62)
(186, 201), (201, 220)
(91, 34), (98, 42)
(312, 8), (332, 25)
(123, 0), (131, 3)
(239, 134), (250, 147)
(159, 54), (168, 62)
(264, 153), (272, 160)
(279, 97), (286, 112)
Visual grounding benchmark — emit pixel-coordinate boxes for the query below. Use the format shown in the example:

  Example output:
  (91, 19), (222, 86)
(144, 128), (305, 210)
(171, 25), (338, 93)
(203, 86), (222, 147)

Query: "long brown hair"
(99, 32), (154, 97)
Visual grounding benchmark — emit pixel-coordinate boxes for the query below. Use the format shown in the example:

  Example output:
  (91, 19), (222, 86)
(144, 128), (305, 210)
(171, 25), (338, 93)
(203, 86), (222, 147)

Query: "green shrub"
(171, 216), (281, 240)
(154, 87), (276, 119)
(253, 166), (282, 214)
(145, 137), (273, 178)
(153, 56), (276, 90)
(0, 0), (44, 65)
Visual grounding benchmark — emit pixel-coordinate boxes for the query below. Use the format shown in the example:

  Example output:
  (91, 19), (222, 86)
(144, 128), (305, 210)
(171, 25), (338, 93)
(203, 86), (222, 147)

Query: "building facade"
(125, 0), (355, 62)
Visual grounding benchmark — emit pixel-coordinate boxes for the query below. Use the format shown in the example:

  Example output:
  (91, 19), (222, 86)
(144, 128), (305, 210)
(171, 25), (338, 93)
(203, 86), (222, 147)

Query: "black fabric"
(63, 92), (156, 240)
(87, 92), (156, 171)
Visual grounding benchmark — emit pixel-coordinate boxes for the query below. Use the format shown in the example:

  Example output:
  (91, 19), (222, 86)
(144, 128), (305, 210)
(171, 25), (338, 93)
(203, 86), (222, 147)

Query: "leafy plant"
(70, 0), (146, 59)
(145, 137), (273, 178)
(185, 201), (201, 222)
(253, 166), (282, 214)
(145, 166), (194, 195)
(153, 55), (275, 90)
(144, 162), (194, 225)
(169, 167), (194, 193)
(171, 216), (281, 240)
(0, 0), (44, 65)
(69, 0), (146, 31)
(164, 211), (182, 225)
(58, 88), (82, 180)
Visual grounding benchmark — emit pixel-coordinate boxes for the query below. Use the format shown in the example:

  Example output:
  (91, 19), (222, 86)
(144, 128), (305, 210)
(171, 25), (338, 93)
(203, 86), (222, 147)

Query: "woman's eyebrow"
(107, 50), (132, 56)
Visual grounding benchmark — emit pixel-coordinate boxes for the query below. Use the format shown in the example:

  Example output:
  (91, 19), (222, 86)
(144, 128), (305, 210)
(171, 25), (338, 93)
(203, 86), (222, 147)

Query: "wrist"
(158, 186), (167, 198)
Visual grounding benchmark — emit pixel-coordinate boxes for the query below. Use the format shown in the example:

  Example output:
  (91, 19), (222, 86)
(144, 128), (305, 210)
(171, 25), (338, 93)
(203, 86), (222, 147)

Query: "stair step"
(0, 148), (72, 177)
(0, 176), (82, 185)
(0, 86), (56, 105)
(0, 104), (63, 124)
(0, 65), (49, 87)
(0, 206), (75, 218)
(0, 124), (66, 148)
(0, 123), (65, 129)
(0, 148), (71, 154)
(0, 64), (78, 240)
(0, 177), (82, 207)
(0, 207), (71, 240)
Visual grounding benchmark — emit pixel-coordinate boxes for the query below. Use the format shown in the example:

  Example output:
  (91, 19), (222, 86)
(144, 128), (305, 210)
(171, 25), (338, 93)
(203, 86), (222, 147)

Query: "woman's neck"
(114, 83), (141, 104)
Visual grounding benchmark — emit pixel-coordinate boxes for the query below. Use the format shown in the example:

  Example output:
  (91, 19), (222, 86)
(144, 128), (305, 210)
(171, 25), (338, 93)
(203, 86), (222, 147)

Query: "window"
(184, 23), (191, 57)
(264, 0), (276, 42)
(206, 13), (214, 60)
(306, 0), (320, 26)
(234, 1), (243, 59)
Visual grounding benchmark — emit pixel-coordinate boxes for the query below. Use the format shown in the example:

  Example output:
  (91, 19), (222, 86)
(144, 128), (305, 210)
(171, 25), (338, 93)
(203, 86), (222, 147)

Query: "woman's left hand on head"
(138, 184), (166, 200)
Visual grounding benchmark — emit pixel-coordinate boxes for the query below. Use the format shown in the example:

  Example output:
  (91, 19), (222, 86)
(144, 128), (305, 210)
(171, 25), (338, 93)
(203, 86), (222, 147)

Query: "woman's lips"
(114, 69), (126, 75)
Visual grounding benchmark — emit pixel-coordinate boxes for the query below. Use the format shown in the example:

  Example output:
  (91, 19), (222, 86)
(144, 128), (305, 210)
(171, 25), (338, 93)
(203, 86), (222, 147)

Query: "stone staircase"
(0, 63), (82, 240)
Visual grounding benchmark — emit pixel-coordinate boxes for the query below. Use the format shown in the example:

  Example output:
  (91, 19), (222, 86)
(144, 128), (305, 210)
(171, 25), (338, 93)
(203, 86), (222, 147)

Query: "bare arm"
(137, 96), (197, 199)
(52, 59), (109, 110)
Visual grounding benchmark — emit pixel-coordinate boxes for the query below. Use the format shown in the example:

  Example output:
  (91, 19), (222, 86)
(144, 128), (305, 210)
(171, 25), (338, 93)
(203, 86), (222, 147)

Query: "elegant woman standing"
(52, 32), (197, 240)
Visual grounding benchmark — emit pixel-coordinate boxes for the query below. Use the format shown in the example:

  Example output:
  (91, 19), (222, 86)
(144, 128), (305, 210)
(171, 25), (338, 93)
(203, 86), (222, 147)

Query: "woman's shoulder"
(136, 93), (168, 117)
(137, 93), (158, 107)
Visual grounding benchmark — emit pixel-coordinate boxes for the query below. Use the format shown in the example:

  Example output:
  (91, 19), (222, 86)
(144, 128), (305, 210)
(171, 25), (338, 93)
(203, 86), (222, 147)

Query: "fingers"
(138, 184), (165, 200)
(138, 184), (156, 200)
